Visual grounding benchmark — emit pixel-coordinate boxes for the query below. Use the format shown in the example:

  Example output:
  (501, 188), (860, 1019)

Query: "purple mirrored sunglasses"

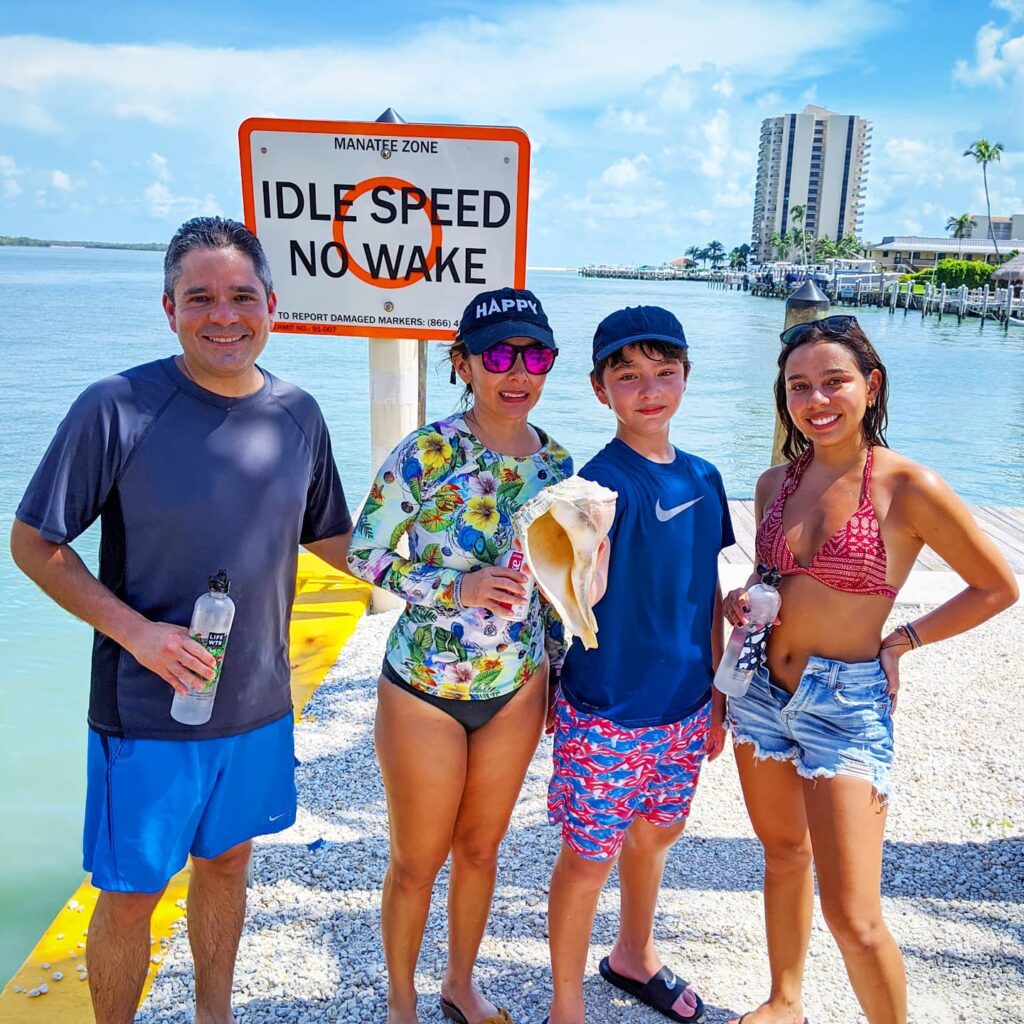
(480, 342), (557, 375)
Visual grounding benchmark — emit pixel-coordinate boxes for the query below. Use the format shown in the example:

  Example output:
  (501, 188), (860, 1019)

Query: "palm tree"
(789, 228), (806, 267)
(789, 204), (807, 265)
(945, 213), (976, 258)
(730, 242), (751, 270)
(963, 138), (1005, 261)
(768, 231), (786, 261)
(837, 233), (865, 259)
(706, 240), (726, 269)
(816, 234), (839, 260)
(684, 245), (701, 266)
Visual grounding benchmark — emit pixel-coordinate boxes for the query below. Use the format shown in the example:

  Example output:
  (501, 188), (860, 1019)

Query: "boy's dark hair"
(774, 320), (889, 461)
(591, 338), (690, 384)
(164, 216), (273, 299)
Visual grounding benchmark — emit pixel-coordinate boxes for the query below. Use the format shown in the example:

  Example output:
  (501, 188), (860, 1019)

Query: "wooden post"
(1005, 285), (1014, 330)
(981, 284), (989, 324)
(771, 280), (829, 466)
(938, 283), (947, 321)
(369, 337), (421, 612)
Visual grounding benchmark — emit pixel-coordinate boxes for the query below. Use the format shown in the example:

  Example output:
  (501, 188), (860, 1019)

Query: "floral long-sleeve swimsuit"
(347, 415), (574, 700)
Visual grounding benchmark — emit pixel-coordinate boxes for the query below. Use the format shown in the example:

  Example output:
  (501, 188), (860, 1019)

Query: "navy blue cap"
(458, 287), (556, 354)
(592, 305), (687, 363)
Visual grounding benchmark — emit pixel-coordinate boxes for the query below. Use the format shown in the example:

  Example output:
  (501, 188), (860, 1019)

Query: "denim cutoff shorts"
(727, 656), (894, 802)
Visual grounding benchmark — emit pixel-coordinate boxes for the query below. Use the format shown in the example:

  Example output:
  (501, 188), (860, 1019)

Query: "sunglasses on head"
(480, 342), (557, 375)
(780, 314), (858, 346)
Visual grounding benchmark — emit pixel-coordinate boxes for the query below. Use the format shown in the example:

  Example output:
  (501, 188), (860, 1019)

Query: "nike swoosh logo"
(268, 812), (289, 822)
(654, 496), (702, 521)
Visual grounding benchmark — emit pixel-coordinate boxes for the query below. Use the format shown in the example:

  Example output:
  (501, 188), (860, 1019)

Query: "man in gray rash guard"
(11, 217), (353, 1024)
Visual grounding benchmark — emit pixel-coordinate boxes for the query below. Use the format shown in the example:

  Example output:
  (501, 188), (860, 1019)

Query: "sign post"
(239, 116), (530, 609)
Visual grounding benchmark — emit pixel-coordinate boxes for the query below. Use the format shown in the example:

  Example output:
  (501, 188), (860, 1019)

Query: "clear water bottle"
(170, 570), (235, 725)
(497, 540), (533, 621)
(714, 566), (782, 698)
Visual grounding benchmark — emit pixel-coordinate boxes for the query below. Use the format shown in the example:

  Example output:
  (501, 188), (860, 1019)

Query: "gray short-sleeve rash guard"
(16, 357), (352, 740)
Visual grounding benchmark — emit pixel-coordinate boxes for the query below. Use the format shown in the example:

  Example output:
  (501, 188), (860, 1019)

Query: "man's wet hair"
(591, 338), (690, 384)
(164, 217), (273, 299)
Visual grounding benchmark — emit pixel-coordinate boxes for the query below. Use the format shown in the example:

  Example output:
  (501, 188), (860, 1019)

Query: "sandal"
(599, 956), (706, 1023)
(439, 994), (514, 1024)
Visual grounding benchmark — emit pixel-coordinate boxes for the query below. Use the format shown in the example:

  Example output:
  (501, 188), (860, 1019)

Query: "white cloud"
(994, 0), (1024, 20)
(698, 108), (731, 178)
(954, 23), (1024, 85)
(601, 154), (649, 187)
(0, 2), (894, 139)
(715, 181), (753, 209)
(712, 76), (735, 99)
(596, 106), (659, 134)
(1, 155), (23, 200)
(530, 170), (557, 201)
(51, 170), (72, 190)
(148, 152), (172, 183)
(114, 101), (178, 125)
(144, 180), (221, 219)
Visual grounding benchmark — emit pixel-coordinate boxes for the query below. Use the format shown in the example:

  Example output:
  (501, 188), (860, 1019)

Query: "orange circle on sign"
(333, 176), (444, 289)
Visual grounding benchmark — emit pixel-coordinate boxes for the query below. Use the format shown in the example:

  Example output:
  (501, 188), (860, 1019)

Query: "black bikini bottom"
(380, 657), (519, 732)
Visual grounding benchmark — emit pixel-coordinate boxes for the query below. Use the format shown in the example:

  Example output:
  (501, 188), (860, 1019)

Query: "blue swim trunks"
(84, 713), (296, 892)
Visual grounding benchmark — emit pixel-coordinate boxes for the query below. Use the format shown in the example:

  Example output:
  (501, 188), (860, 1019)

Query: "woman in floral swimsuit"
(347, 287), (572, 1024)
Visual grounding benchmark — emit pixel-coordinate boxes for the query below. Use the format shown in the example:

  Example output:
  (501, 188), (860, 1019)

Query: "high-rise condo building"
(751, 105), (871, 263)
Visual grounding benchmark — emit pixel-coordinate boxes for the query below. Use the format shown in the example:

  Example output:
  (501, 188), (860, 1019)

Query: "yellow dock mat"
(0, 554), (371, 1022)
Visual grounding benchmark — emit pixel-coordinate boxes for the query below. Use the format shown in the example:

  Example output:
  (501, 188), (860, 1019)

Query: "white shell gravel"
(136, 603), (1024, 1023)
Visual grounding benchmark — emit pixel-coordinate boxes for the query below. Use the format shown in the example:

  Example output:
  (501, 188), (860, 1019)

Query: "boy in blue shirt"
(545, 306), (733, 1024)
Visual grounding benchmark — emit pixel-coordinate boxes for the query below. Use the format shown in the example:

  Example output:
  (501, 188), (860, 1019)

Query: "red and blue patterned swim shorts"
(547, 695), (710, 861)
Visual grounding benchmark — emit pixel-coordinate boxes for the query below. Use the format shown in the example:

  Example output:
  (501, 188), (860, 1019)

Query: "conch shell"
(513, 476), (618, 649)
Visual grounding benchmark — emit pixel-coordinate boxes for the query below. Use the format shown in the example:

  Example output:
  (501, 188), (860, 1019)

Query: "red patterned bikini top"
(755, 445), (897, 599)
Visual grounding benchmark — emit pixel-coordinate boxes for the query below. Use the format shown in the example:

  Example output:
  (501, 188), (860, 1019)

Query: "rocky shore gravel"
(138, 603), (1024, 1024)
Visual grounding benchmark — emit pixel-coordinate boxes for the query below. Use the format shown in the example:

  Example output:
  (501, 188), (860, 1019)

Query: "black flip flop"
(599, 956), (706, 1024)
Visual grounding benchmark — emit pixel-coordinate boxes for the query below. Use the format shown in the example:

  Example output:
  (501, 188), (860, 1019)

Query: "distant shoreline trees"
(0, 236), (166, 251)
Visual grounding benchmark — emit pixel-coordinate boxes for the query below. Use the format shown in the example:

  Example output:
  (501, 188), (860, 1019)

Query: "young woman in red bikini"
(722, 316), (1018, 1024)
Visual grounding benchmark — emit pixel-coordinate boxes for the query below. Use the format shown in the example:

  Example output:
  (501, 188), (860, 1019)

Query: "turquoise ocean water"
(1, 245), (1022, 978)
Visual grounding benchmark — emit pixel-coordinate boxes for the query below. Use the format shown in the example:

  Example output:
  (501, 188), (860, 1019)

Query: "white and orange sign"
(239, 118), (530, 339)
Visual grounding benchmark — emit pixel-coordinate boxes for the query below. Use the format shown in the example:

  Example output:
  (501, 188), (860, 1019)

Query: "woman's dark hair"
(774, 320), (889, 461)
(591, 338), (690, 384)
(447, 339), (473, 411)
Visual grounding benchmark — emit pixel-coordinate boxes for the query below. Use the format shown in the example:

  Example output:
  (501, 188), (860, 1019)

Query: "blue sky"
(1, 0), (1022, 265)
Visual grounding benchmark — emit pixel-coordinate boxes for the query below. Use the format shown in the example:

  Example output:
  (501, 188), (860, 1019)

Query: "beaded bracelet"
(899, 622), (923, 649)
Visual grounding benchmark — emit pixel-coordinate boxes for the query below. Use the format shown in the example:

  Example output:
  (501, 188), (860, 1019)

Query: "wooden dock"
(746, 276), (1024, 327)
(724, 501), (1024, 575)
